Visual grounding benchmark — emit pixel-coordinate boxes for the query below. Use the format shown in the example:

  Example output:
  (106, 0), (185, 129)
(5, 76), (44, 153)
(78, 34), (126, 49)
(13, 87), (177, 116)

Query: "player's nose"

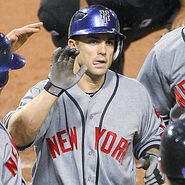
(97, 41), (106, 55)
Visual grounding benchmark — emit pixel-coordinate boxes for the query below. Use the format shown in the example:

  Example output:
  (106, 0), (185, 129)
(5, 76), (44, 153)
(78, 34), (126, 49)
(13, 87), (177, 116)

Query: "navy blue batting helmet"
(160, 119), (185, 180)
(0, 33), (25, 89)
(68, 5), (125, 61)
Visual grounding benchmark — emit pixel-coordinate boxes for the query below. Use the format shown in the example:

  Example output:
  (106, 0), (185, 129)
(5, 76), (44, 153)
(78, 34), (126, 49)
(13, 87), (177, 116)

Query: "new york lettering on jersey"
(46, 126), (130, 165)
(0, 122), (25, 185)
(0, 123), (20, 177)
(5, 137), (19, 176)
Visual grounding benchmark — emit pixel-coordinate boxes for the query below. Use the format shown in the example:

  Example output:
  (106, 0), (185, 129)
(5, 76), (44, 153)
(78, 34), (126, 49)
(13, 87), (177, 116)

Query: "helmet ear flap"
(113, 36), (123, 61)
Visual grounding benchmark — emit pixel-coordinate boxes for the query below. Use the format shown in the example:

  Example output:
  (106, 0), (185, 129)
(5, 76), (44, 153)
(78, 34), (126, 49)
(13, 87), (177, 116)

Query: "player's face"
(69, 34), (115, 77)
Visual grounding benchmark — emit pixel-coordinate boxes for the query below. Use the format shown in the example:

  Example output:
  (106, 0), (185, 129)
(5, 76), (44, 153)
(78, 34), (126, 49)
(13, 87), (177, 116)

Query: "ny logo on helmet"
(99, 10), (110, 24)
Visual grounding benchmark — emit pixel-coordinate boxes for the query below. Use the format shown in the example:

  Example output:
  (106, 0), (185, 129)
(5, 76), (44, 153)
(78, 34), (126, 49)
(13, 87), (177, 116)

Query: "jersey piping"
(65, 91), (86, 185)
(95, 73), (119, 185)
(65, 73), (119, 185)
(181, 27), (185, 42)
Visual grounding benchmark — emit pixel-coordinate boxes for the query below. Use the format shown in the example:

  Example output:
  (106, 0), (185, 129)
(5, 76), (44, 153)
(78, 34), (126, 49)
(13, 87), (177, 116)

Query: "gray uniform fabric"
(4, 70), (164, 185)
(0, 122), (26, 185)
(137, 26), (185, 123)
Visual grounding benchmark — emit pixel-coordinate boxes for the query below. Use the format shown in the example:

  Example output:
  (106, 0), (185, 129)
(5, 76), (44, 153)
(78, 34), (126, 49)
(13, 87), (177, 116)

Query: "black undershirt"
(86, 90), (99, 97)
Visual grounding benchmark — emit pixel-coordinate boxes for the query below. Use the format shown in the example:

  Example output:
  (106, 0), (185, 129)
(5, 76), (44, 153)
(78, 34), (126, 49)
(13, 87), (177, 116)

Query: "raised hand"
(6, 22), (43, 51)
(44, 46), (87, 96)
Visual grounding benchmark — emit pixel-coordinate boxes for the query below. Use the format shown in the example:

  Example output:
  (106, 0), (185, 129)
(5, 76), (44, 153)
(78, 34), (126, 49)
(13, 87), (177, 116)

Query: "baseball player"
(137, 26), (185, 125)
(5, 5), (165, 185)
(0, 22), (42, 185)
(160, 118), (185, 185)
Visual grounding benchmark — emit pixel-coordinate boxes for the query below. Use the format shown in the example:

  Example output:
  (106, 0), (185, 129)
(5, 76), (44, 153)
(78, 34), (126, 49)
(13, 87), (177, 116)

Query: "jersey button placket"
(88, 149), (95, 156)
(85, 112), (97, 184)
(89, 114), (93, 120)
(88, 175), (95, 183)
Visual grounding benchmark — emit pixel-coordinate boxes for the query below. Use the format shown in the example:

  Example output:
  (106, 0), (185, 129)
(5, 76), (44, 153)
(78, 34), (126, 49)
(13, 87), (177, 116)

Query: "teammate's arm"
(134, 87), (165, 184)
(137, 148), (165, 184)
(7, 46), (87, 147)
(6, 22), (43, 52)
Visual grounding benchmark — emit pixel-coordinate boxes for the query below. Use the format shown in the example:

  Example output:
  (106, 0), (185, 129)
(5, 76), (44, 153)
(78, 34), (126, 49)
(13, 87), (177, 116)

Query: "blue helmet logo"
(99, 10), (110, 24)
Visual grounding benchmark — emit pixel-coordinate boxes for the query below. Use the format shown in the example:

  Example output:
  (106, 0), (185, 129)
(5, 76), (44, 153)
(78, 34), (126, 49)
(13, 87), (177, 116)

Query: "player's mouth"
(93, 59), (106, 67)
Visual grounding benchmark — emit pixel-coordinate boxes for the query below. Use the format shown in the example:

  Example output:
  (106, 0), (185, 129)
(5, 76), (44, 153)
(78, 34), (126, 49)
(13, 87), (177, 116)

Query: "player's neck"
(78, 73), (105, 93)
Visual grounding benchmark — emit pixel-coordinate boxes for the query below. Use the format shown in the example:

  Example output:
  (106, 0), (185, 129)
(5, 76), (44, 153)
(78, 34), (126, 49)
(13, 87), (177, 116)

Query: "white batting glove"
(136, 151), (165, 185)
(44, 46), (87, 97)
(49, 46), (87, 90)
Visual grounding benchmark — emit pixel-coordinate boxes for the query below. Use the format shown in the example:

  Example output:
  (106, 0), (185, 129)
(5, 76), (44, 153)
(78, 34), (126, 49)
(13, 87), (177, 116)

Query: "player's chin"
(87, 67), (106, 77)
(93, 66), (108, 75)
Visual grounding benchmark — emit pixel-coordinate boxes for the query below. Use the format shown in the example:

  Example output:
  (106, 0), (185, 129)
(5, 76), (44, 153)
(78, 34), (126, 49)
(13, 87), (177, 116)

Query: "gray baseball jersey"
(137, 26), (185, 123)
(0, 122), (26, 185)
(4, 70), (164, 185)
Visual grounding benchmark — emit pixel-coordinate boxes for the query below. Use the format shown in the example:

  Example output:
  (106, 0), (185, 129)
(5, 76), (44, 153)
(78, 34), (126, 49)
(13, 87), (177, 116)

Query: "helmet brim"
(69, 27), (126, 40)
(0, 53), (25, 73)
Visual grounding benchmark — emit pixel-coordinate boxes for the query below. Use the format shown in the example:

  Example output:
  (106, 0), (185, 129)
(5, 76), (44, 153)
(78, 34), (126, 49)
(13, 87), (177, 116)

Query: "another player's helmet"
(160, 119), (185, 180)
(68, 5), (125, 61)
(0, 33), (25, 89)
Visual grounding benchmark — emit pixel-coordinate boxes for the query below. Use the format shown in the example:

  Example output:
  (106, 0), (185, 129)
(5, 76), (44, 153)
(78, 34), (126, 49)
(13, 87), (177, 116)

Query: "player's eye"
(106, 40), (114, 46)
(107, 41), (114, 45)
(88, 39), (98, 44)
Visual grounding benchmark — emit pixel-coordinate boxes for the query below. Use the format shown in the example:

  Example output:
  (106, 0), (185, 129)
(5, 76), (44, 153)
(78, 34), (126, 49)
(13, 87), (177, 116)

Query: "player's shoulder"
(115, 72), (148, 93)
(117, 74), (152, 103)
(154, 27), (185, 51)
(117, 72), (142, 85)
(27, 79), (48, 93)
(20, 79), (48, 102)
(152, 27), (185, 69)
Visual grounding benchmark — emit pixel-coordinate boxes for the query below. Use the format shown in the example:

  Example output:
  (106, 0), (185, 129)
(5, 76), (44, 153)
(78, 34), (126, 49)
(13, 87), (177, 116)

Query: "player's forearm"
(7, 90), (58, 147)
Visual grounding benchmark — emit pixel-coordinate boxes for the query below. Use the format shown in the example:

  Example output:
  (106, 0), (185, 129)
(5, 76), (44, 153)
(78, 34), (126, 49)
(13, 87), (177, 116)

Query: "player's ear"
(68, 39), (76, 48)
